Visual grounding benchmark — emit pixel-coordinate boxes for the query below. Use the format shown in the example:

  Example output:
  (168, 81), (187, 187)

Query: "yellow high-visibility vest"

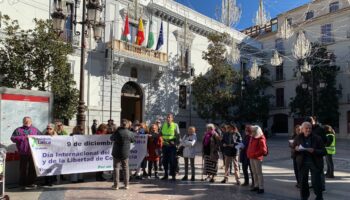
(161, 122), (176, 141)
(326, 134), (336, 155)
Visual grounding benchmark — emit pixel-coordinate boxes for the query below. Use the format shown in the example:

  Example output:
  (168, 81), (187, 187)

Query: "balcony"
(272, 73), (286, 82)
(241, 18), (278, 38)
(110, 40), (168, 67)
(319, 35), (335, 45)
(271, 100), (287, 109)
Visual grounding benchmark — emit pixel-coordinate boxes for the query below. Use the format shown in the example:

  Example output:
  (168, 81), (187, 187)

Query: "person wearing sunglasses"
(43, 123), (57, 186)
(55, 122), (68, 136)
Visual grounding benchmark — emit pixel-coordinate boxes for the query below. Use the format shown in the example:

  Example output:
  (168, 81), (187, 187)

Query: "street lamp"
(300, 64), (327, 116)
(51, 0), (104, 132)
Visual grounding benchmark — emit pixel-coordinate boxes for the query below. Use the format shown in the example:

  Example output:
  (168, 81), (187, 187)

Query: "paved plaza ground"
(5, 135), (350, 200)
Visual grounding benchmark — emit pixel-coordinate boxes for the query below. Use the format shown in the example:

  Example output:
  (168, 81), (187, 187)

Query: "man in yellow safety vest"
(324, 125), (336, 178)
(160, 113), (180, 181)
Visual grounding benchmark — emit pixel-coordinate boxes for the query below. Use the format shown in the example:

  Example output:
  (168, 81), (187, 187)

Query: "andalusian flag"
(136, 17), (145, 45)
(121, 14), (130, 42)
(146, 19), (155, 49)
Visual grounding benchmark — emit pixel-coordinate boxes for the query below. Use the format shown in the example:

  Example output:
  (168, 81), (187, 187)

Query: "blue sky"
(174, 0), (311, 30)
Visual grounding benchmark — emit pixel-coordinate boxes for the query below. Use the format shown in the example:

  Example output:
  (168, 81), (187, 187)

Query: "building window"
(305, 11), (314, 20)
(180, 47), (190, 72)
(276, 88), (285, 107)
(179, 85), (187, 109)
(287, 18), (292, 26)
(59, 2), (74, 42)
(329, 2), (339, 13)
(275, 38), (285, 55)
(130, 67), (137, 78)
(321, 24), (334, 43)
(275, 63), (284, 81)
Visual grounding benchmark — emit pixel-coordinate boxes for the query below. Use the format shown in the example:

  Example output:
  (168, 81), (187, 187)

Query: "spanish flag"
(136, 17), (145, 45)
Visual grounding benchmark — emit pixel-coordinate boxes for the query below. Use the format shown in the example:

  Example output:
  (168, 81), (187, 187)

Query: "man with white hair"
(293, 122), (327, 200)
(11, 116), (41, 190)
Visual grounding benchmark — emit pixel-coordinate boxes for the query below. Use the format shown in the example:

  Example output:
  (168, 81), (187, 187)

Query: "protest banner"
(28, 134), (147, 176)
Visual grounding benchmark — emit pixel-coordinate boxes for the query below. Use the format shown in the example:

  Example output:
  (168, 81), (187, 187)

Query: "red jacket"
(247, 134), (267, 161)
(146, 133), (163, 161)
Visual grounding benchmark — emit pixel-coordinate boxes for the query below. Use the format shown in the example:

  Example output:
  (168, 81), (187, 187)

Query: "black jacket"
(293, 133), (326, 170)
(222, 131), (242, 157)
(111, 127), (135, 160)
(312, 124), (327, 144)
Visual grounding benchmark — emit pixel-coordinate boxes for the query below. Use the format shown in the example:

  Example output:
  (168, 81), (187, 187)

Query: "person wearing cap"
(160, 113), (180, 181)
(221, 123), (242, 185)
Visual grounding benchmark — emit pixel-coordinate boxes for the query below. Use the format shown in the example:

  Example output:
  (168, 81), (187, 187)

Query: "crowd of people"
(10, 114), (336, 200)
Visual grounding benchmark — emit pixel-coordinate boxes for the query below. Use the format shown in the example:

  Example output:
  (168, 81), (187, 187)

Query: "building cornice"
(147, 0), (262, 50)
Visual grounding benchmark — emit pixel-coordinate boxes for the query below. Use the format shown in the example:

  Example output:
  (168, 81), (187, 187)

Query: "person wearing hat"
(221, 123), (242, 185)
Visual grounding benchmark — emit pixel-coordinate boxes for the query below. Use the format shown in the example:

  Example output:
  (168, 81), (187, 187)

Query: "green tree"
(237, 66), (272, 124)
(0, 16), (79, 121)
(192, 33), (240, 122)
(290, 43), (340, 127)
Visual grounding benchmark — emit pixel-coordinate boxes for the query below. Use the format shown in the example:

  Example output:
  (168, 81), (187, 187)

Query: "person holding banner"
(43, 123), (57, 186)
(95, 123), (109, 181)
(111, 119), (135, 190)
(146, 124), (163, 179)
(10, 116), (41, 190)
(55, 122), (68, 136)
(70, 126), (84, 183)
(161, 113), (180, 181)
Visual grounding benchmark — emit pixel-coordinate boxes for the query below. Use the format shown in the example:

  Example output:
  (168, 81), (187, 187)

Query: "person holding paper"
(293, 122), (326, 200)
(289, 124), (301, 188)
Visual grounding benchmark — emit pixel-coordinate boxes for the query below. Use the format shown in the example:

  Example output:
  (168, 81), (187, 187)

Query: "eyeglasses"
(47, 128), (53, 130)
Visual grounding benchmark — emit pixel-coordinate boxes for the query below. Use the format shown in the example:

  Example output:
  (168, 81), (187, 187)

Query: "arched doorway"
(121, 82), (143, 123)
(272, 114), (288, 134)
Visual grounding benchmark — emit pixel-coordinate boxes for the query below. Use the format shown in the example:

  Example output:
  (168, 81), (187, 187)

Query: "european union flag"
(156, 22), (164, 51)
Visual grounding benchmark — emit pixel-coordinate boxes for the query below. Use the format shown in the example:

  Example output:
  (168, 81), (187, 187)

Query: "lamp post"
(300, 64), (326, 116)
(51, 0), (104, 132)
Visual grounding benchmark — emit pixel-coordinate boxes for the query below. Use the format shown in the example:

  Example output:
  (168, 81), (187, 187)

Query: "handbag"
(177, 145), (185, 157)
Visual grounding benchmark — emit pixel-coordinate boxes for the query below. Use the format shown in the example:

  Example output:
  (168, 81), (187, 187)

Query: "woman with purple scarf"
(202, 123), (221, 182)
